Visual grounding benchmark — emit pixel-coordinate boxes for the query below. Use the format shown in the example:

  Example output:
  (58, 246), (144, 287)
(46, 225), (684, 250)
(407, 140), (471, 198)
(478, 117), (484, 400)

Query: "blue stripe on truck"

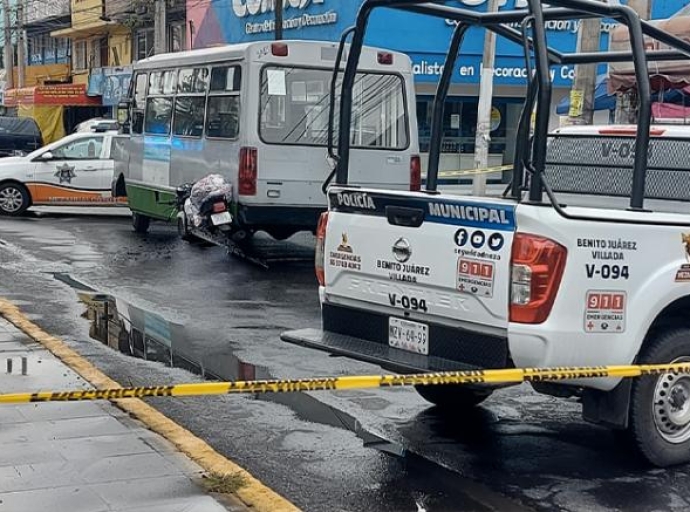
(328, 189), (516, 231)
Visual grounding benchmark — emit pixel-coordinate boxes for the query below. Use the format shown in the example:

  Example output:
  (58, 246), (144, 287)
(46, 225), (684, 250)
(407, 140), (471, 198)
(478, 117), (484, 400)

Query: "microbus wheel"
(131, 212), (151, 234)
(415, 384), (492, 409)
(0, 182), (30, 216)
(629, 328), (690, 467)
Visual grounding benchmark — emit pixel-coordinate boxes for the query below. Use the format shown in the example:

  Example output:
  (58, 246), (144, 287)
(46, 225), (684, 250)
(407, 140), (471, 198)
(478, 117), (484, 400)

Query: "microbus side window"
(205, 65), (241, 140)
(258, 66), (409, 150)
(173, 67), (206, 138)
(178, 68), (209, 94)
(131, 72), (147, 135)
(144, 70), (173, 136)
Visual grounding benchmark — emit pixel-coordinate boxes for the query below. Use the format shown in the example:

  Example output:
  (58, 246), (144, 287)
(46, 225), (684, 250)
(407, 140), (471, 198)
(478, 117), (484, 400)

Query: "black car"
(0, 116), (43, 157)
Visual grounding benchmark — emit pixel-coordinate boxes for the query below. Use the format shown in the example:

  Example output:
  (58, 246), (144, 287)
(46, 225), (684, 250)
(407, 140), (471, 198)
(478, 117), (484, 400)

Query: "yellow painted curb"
(0, 298), (300, 512)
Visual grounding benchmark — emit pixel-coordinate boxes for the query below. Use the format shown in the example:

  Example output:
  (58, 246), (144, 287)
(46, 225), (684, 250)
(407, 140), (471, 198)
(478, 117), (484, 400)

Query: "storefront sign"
(189, 0), (687, 89)
(88, 67), (133, 106)
(4, 85), (101, 107)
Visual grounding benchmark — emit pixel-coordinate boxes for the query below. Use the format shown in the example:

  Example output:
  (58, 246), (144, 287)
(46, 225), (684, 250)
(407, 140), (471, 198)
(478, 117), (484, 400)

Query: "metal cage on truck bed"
(327, 0), (690, 215)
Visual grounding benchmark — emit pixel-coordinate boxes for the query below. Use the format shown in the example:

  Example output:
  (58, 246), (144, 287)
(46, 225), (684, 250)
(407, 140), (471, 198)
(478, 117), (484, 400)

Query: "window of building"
(73, 40), (87, 70)
(56, 38), (69, 63)
(169, 22), (185, 53)
(88, 38), (106, 68)
(44, 36), (57, 64)
(135, 29), (154, 61)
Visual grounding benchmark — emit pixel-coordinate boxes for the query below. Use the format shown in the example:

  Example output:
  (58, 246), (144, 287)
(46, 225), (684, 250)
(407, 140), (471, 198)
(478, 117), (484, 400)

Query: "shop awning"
(652, 102), (690, 119)
(556, 75), (616, 115)
(4, 84), (102, 107)
(609, 15), (690, 93)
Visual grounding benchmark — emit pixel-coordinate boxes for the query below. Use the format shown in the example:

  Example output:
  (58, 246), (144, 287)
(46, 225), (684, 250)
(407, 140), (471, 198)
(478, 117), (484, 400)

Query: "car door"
(30, 135), (109, 205)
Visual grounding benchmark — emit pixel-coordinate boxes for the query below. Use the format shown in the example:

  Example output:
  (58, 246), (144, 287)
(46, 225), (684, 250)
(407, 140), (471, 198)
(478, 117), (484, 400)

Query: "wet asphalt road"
(1, 209), (690, 512)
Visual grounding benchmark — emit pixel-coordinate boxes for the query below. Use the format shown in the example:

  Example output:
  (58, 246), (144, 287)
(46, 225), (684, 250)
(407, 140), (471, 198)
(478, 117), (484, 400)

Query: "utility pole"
(614, 0), (650, 123)
(2, 0), (13, 90)
(472, 0), (499, 196)
(16, 0), (24, 88)
(567, 17), (601, 124)
(153, 0), (166, 55)
(275, 0), (283, 40)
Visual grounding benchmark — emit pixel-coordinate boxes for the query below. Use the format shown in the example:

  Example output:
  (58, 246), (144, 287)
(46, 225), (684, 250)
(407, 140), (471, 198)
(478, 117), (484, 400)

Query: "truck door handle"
(386, 206), (424, 228)
(82, 166), (96, 171)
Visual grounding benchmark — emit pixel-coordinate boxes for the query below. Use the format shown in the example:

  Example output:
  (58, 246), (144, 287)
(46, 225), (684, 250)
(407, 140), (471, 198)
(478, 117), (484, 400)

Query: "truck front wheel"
(415, 384), (492, 408)
(629, 328), (690, 467)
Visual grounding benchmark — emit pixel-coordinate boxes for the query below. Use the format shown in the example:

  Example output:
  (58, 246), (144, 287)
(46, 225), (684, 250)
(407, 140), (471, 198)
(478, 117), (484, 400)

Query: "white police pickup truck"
(281, 0), (690, 469)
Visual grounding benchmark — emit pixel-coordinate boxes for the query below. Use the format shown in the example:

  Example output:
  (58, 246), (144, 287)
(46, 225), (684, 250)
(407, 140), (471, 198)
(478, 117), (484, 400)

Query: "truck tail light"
(239, 147), (258, 196)
(410, 155), (421, 191)
(510, 233), (567, 324)
(315, 212), (329, 286)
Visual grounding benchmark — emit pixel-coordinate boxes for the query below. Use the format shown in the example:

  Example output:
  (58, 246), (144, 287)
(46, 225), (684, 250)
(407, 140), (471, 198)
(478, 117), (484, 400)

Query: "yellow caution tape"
(423, 164), (513, 179)
(3, 363), (690, 404)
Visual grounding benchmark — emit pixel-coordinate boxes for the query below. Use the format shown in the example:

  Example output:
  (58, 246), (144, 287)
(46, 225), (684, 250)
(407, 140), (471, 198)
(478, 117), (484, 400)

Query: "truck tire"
(415, 384), (492, 408)
(629, 328), (690, 467)
(132, 212), (150, 234)
(0, 182), (30, 216)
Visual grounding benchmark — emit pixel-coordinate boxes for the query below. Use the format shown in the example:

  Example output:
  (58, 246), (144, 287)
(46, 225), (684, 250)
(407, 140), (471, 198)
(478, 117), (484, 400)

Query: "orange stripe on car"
(29, 184), (127, 205)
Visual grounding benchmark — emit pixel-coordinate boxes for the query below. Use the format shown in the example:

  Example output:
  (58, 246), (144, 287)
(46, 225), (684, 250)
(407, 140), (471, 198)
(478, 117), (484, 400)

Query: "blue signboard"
(87, 67), (132, 106)
(191, 0), (690, 88)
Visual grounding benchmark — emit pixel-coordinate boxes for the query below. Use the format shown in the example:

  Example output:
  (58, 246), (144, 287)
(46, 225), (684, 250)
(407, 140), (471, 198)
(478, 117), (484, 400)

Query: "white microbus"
(115, 40), (420, 239)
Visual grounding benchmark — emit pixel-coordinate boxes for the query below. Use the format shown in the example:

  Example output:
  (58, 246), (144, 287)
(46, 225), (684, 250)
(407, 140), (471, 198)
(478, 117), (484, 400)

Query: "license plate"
(388, 317), (429, 355)
(211, 211), (232, 226)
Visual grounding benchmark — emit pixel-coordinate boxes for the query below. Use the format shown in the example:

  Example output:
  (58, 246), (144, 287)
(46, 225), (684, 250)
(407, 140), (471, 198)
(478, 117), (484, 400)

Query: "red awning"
(608, 16), (690, 94)
(4, 84), (101, 107)
(652, 102), (690, 119)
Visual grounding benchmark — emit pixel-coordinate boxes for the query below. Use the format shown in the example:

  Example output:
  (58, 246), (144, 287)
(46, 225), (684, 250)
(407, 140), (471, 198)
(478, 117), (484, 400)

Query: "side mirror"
(40, 151), (54, 160)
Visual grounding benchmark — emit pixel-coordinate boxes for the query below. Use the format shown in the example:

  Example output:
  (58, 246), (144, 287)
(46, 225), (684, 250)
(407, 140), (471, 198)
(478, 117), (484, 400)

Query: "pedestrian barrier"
(3, 362), (690, 404)
(423, 164), (513, 179)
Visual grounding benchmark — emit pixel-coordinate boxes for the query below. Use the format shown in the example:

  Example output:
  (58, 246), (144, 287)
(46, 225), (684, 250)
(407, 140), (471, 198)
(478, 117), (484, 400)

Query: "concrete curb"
(0, 298), (301, 512)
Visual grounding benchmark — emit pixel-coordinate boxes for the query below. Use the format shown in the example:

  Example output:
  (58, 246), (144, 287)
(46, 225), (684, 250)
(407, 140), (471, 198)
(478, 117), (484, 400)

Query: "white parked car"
(73, 118), (120, 133)
(0, 131), (125, 215)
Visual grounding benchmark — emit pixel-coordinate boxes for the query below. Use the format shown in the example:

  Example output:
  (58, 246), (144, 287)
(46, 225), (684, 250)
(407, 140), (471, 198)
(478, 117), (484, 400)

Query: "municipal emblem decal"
(54, 163), (76, 184)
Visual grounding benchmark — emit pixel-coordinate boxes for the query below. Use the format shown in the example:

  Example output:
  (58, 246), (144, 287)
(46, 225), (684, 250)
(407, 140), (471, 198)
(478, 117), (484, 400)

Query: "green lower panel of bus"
(125, 183), (178, 222)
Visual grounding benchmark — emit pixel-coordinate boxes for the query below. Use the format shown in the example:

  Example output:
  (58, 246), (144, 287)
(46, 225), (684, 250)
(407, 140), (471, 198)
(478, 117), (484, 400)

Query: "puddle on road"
(75, 289), (402, 444)
(60, 279), (524, 512)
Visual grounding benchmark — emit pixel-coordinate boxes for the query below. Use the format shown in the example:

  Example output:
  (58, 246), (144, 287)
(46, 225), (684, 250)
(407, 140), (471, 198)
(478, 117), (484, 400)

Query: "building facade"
(0, 0), (189, 138)
(188, 0), (690, 174)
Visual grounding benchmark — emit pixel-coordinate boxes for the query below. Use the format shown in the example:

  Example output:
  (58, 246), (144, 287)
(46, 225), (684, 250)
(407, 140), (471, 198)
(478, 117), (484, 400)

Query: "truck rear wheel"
(629, 328), (690, 467)
(132, 213), (150, 234)
(415, 384), (492, 408)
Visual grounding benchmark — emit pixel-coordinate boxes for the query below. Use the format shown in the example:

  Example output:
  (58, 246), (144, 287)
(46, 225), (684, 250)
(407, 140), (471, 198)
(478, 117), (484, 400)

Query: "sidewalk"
(0, 317), (237, 512)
